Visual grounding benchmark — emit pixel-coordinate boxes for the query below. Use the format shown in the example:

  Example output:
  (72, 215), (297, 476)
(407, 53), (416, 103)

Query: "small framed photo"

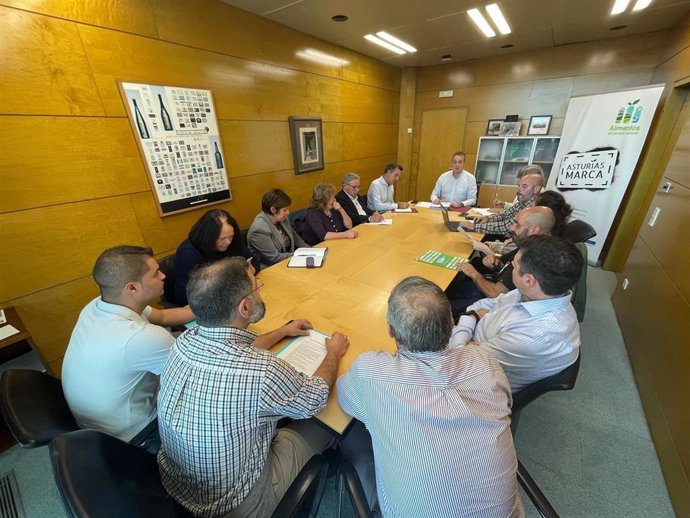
(498, 121), (521, 137)
(527, 115), (552, 135)
(486, 119), (503, 136)
(288, 116), (324, 174)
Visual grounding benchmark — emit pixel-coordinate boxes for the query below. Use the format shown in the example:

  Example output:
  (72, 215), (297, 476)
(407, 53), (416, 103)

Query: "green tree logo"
(615, 99), (642, 124)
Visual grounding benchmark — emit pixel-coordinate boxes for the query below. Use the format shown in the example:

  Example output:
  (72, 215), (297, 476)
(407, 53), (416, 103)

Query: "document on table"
(365, 218), (393, 225)
(276, 329), (329, 376)
(416, 201), (449, 209)
(0, 325), (20, 341)
(288, 247), (327, 268)
(473, 207), (495, 217)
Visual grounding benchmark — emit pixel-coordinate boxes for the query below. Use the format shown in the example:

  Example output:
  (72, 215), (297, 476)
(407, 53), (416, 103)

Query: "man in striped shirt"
(338, 276), (524, 517)
(157, 257), (349, 517)
(450, 235), (583, 392)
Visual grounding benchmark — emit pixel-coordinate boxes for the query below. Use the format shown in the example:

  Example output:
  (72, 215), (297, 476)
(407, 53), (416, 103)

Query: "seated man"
(430, 150), (477, 208)
(450, 235), (582, 392)
(446, 205), (556, 316)
(337, 276), (523, 517)
(157, 257), (349, 517)
(460, 164), (544, 239)
(336, 172), (384, 225)
(367, 162), (409, 212)
(62, 245), (194, 442)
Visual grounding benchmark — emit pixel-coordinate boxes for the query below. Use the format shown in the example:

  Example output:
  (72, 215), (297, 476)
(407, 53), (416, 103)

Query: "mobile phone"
(464, 215), (475, 220)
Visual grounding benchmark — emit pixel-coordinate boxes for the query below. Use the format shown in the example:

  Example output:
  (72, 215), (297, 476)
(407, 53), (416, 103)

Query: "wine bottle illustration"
(158, 94), (173, 131)
(214, 142), (224, 169)
(132, 99), (150, 139)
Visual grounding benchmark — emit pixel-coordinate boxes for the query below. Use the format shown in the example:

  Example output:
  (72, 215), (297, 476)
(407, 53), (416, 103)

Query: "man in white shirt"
(367, 163), (409, 212)
(450, 235), (583, 392)
(62, 245), (194, 441)
(431, 151), (478, 207)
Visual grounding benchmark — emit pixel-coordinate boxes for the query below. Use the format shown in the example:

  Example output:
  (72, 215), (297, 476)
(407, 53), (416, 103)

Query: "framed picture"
(486, 119), (503, 136)
(527, 115), (552, 135)
(288, 116), (324, 174)
(499, 121), (521, 137)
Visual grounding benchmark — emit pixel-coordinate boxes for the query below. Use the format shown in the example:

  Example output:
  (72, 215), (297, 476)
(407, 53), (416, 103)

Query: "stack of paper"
(288, 248), (327, 268)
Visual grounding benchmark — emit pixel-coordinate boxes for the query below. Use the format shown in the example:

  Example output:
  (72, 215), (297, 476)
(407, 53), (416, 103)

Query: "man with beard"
(157, 257), (349, 517)
(446, 205), (555, 317)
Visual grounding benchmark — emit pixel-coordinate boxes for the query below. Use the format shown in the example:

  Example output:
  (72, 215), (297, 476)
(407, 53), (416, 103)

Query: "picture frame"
(288, 116), (324, 174)
(498, 121), (521, 137)
(527, 115), (552, 135)
(486, 119), (503, 136)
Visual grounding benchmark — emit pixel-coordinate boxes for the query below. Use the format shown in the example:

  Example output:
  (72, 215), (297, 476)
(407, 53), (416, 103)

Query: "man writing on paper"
(157, 257), (349, 517)
(446, 206), (556, 316)
(62, 245), (194, 442)
(451, 235), (582, 392)
(336, 172), (384, 225)
(430, 151), (478, 208)
(367, 163), (410, 212)
(337, 276), (523, 517)
(460, 164), (544, 238)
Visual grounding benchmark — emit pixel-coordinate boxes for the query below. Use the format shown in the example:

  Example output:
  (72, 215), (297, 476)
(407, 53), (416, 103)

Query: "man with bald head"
(447, 205), (556, 316)
(460, 164), (545, 238)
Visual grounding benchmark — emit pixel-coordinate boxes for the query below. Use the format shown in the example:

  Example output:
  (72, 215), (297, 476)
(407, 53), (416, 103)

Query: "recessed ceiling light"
(364, 34), (406, 55)
(332, 14), (348, 22)
(500, 44), (513, 48)
(486, 4), (511, 35)
(611, 0), (631, 14)
(467, 8), (496, 37)
(610, 24), (629, 30)
(376, 31), (417, 53)
(632, 0), (652, 10)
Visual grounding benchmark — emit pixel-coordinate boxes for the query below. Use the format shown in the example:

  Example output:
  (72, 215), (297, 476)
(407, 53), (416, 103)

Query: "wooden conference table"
(251, 207), (480, 435)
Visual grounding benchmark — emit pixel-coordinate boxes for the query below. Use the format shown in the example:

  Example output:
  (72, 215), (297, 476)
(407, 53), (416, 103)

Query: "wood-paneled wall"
(0, 0), (400, 374)
(407, 32), (666, 245)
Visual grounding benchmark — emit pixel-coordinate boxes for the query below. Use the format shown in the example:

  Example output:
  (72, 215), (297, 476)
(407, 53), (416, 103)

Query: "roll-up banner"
(545, 85), (664, 263)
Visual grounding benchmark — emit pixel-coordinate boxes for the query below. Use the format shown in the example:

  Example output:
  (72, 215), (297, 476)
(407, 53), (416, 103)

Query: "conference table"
(251, 206), (480, 436)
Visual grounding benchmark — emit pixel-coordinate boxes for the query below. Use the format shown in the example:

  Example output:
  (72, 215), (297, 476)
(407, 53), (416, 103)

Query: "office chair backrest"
(563, 220), (596, 244)
(288, 208), (308, 238)
(50, 429), (190, 518)
(158, 254), (177, 307)
(512, 354), (581, 412)
(571, 242), (588, 322)
(0, 369), (78, 448)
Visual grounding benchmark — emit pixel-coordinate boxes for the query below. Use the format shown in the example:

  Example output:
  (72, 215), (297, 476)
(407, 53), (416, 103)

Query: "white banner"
(545, 85), (664, 263)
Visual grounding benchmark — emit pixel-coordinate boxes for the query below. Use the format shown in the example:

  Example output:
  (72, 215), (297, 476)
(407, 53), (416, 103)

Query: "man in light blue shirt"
(366, 162), (409, 212)
(451, 234), (583, 392)
(431, 150), (478, 207)
(338, 276), (523, 517)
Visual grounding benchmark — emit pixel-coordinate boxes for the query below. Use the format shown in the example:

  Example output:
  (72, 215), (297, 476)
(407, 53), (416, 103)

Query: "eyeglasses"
(241, 278), (264, 299)
(345, 183), (361, 190)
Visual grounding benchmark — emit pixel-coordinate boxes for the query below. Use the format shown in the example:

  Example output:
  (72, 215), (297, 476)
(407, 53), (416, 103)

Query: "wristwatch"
(461, 310), (480, 322)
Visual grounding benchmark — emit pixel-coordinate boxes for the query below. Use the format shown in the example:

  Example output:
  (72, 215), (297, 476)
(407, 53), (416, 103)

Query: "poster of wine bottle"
(118, 81), (231, 216)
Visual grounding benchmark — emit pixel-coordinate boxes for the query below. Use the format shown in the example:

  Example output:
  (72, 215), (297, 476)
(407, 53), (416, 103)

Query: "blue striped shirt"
(450, 289), (580, 392)
(337, 346), (524, 517)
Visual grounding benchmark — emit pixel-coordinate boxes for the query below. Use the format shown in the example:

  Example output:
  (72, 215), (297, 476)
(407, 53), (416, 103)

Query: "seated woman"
(302, 183), (358, 246)
(169, 209), (256, 306)
(247, 188), (307, 267)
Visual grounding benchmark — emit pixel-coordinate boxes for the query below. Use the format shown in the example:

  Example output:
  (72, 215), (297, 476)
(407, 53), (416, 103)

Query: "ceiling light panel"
(486, 4), (511, 35)
(364, 34), (407, 54)
(376, 31), (417, 53)
(611, 0), (631, 14)
(468, 8), (496, 37)
(632, 0), (652, 11)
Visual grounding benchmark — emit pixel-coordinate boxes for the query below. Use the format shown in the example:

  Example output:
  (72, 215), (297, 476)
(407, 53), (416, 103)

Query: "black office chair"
(158, 254), (177, 308)
(517, 460), (559, 518)
(50, 429), (330, 518)
(288, 208), (308, 239)
(0, 369), (78, 448)
(572, 242), (588, 322)
(563, 220), (596, 244)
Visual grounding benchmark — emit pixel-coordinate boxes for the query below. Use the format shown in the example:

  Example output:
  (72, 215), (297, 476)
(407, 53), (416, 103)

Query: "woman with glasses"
(168, 209), (257, 306)
(303, 183), (358, 246)
(247, 188), (308, 268)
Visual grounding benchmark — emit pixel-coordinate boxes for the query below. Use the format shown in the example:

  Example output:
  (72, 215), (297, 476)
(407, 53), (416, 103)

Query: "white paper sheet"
(276, 329), (329, 376)
(365, 219), (393, 225)
(0, 325), (20, 341)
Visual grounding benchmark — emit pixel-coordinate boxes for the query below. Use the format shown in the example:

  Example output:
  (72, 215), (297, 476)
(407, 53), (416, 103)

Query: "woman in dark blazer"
(302, 183), (358, 246)
(247, 189), (307, 267)
(169, 209), (256, 306)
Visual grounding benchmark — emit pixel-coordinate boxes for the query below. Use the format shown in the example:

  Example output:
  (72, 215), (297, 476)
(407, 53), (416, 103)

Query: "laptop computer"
(441, 205), (477, 241)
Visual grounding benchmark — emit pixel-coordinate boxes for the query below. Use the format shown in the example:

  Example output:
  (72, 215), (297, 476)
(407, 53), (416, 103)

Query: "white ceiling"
(221, 0), (690, 67)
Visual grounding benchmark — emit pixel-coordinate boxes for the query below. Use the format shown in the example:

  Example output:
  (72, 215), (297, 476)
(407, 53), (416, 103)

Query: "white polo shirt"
(62, 297), (174, 441)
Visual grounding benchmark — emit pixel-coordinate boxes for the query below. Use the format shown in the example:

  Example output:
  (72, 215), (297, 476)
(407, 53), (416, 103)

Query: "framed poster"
(118, 81), (231, 216)
(498, 121), (521, 137)
(486, 119), (503, 136)
(528, 115), (553, 135)
(288, 116), (324, 174)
